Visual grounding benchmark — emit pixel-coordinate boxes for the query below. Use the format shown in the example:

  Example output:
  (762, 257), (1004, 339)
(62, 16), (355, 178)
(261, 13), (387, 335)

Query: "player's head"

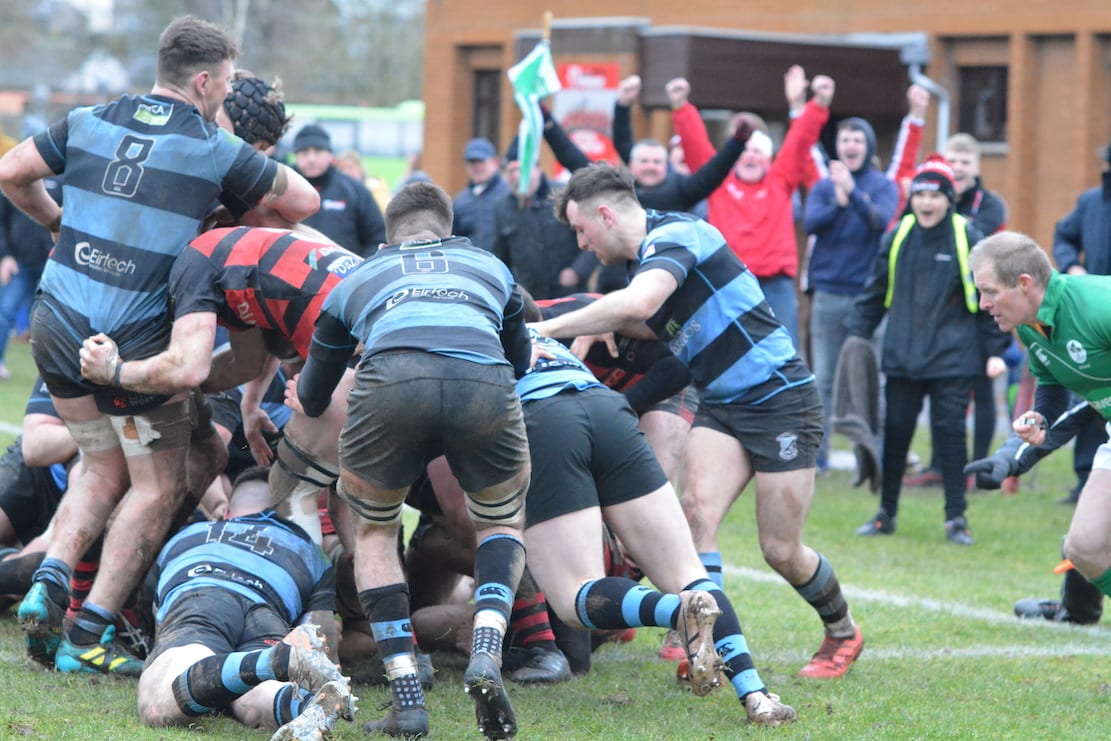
(157, 16), (239, 121)
(556, 163), (641, 265)
(969, 231), (1052, 332)
(385, 181), (454, 243)
(225, 465), (273, 519)
(221, 72), (291, 153)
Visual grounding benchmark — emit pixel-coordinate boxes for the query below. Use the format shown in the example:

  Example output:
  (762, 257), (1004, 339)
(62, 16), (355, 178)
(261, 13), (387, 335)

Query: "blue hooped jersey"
(34, 94), (277, 354)
(309, 236), (529, 371)
(637, 210), (813, 404)
(516, 330), (605, 402)
(151, 510), (334, 625)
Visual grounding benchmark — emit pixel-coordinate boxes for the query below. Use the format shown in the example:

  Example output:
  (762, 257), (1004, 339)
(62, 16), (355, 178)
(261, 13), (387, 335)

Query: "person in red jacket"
(668, 66), (833, 348)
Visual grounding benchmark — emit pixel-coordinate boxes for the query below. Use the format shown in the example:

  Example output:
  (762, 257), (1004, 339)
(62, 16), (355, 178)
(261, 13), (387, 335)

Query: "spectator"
(804, 114), (901, 470)
(907, 132), (1010, 487)
(293, 124), (386, 257)
(849, 156), (1009, 544)
(492, 139), (595, 299)
(335, 149), (391, 212)
(669, 66), (834, 348)
(452, 137), (510, 253)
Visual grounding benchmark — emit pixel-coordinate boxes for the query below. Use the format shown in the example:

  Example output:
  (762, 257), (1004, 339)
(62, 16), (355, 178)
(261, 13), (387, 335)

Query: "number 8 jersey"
(33, 94), (278, 357)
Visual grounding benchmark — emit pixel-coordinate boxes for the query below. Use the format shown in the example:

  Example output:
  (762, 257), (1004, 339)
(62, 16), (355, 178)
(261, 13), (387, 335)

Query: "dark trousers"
(881, 375), (974, 521)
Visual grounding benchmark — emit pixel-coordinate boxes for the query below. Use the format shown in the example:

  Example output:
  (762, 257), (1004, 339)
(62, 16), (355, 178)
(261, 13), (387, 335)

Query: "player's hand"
(1013, 411), (1047, 445)
(242, 405), (279, 465)
(529, 340), (557, 369)
(963, 453), (1017, 490)
(570, 332), (618, 360)
(558, 267), (579, 287)
(80, 333), (120, 385)
(284, 375), (305, 416)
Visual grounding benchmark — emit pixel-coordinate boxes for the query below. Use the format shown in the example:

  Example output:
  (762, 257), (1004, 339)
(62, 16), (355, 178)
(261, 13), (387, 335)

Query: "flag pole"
(542, 11), (552, 44)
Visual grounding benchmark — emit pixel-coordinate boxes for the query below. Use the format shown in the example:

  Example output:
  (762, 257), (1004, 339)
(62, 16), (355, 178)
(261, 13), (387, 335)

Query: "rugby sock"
(1090, 566), (1111, 598)
(360, 583), (425, 711)
(171, 642), (292, 716)
(273, 683), (314, 726)
(472, 533), (525, 658)
(573, 577), (680, 630)
(699, 552), (725, 589)
(683, 577), (766, 699)
(67, 558), (99, 618)
(793, 553), (854, 638)
(67, 601), (114, 646)
(507, 592), (558, 649)
(32, 557), (71, 607)
(550, 609), (592, 675)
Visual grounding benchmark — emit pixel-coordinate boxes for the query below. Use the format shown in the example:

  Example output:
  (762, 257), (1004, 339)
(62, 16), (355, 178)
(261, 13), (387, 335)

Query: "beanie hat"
(293, 124), (332, 153)
(910, 153), (956, 202)
(223, 76), (290, 147)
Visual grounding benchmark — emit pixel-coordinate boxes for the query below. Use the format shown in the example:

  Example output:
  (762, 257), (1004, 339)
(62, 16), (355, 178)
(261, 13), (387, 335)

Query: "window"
(958, 66), (1008, 144)
(472, 69), (502, 146)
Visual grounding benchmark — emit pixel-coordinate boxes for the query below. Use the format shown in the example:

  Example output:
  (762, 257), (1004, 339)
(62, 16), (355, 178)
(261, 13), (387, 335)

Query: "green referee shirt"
(1018, 271), (1111, 420)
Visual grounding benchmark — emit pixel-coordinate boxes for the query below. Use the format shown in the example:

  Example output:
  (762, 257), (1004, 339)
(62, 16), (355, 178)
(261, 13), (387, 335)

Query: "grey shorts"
(340, 351), (529, 492)
(693, 381), (823, 473)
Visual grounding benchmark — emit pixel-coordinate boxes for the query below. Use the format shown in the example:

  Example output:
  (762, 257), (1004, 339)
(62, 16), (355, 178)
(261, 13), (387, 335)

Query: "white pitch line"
(725, 563), (1111, 640)
(0, 421), (19, 436)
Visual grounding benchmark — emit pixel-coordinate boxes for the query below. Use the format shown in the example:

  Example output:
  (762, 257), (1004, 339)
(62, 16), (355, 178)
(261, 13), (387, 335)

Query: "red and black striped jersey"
(170, 226), (362, 359)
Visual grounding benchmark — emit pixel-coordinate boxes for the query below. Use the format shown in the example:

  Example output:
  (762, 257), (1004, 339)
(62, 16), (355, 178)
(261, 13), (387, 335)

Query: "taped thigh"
(271, 437), (338, 545)
(466, 478), (528, 528)
(335, 478), (405, 526)
(108, 397), (195, 458)
(66, 416), (120, 453)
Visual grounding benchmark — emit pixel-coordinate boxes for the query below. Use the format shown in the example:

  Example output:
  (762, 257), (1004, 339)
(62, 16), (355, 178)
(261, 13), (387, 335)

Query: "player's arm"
(22, 413), (78, 468)
(297, 313), (357, 418)
(263, 163), (320, 224)
(202, 328), (273, 393)
(532, 269), (677, 340)
(0, 138), (62, 234)
(80, 312), (217, 394)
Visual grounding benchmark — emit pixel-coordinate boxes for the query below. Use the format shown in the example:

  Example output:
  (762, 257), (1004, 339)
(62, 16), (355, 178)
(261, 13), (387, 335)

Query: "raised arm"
(541, 105), (592, 173)
(612, 75), (642, 165)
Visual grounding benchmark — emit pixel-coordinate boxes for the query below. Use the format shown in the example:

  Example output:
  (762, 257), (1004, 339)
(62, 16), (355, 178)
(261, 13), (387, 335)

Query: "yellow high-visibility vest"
(884, 212), (977, 313)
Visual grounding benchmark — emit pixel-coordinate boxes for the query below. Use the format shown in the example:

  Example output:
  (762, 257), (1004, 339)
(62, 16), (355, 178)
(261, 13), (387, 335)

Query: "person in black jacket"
(292, 124), (386, 258)
(492, 140), (595, 299)
(847, 155), (1010, 544)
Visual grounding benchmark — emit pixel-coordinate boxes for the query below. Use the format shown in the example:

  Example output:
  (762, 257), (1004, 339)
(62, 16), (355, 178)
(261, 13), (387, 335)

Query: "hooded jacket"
(803, 117), (900, 295)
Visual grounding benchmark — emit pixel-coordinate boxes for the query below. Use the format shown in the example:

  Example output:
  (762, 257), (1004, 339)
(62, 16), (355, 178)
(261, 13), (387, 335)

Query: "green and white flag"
(507, 40), (561, 196)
